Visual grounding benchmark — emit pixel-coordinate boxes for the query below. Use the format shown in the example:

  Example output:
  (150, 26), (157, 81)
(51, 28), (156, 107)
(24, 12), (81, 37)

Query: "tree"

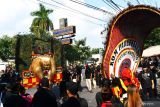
(30, 3), (53, 38)
(63, 38), (91, 64)
(91, 48), (99, 54)
(74, 38), (91, 63)
(91, 48), (104, 54)
(0, 35), (15, 61)
(14, 34), (33, 71)
(144, 27), (160, 49)
(63, 44), (79, 63)
(30, 3), (55, 58)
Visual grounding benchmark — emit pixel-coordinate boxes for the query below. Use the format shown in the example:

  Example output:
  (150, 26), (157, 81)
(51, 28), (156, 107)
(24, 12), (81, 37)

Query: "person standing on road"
(96, 63), (101, 87)
(91, 64), (96, 89)
(149, 61), (158, 99)
(31, 77), (58, 107)
(81, 65), (85, 81)
(76, 64), (82, 91)
(85, 64), (92, 93)
(139, 66), (153, 100)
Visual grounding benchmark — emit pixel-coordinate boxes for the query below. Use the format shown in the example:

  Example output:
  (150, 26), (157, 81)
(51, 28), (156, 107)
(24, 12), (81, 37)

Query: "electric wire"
(50, 0), (109, 22)
(107, 0), (122, 11)
(104, 0), (121, 11)
(111, 1), (125, 8)
(37, 0), (107, 22)
(105, 0), (125, 11)
(102, 0), (120, 12)
(136, 0), (140, 4)
(37, 0), (106, 26)
(67, 0), (114, 15)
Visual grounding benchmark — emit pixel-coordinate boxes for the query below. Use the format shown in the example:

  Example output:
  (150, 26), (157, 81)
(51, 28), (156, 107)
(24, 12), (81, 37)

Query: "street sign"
(53, 26), (76, 37)
(61, 38), (72, 45)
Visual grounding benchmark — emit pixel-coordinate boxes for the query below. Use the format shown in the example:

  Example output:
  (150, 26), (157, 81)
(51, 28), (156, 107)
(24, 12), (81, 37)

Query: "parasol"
(142, 45), (160, 57)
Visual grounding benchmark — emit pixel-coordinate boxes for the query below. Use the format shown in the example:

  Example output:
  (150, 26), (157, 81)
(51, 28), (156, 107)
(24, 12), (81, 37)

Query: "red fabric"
(132, 77), (140, 88)
(111, 88), (115, 95)
(121, 68), (140, 88)
(123, 80), (130, 86)
(101, 101), (112, 107)
(121, 68), (132, 79)
(28, 78), (32, 83)
(22, 95), (33, 107)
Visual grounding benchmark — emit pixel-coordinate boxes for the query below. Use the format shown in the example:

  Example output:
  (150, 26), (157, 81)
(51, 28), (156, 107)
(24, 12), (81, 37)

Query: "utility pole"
(61, 36), (65, 68)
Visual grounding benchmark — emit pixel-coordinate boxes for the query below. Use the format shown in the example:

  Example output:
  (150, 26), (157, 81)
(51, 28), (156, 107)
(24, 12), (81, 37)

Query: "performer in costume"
(121, 67), (140, 89)
(111, 67), (140, 102)
(110, 73), (127, 101)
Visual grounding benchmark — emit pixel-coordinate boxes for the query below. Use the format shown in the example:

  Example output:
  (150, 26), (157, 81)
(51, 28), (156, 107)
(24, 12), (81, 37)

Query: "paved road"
(78, 81), (100, 107)
(26, 80), (100, 107)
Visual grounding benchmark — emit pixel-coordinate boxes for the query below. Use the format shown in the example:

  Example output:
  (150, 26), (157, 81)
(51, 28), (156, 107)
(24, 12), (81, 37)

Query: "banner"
(103, 5), (160, 78)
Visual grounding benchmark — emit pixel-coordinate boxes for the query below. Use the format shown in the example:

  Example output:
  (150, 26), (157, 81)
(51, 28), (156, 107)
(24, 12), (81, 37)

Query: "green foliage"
(74, 38), (91, 62)
(0, 35), (15, 61)
(16, 34), (33, 70)
(30, 3), (53, 38)
(64, 38), (91, 63)
(91, 48), (99, 54)
(53, 39), (62, 66)
(144, 27), (160, 49)
(33, 37), (51, 54)
(63, 45), (79, 63)
(91, 48), (104, 54)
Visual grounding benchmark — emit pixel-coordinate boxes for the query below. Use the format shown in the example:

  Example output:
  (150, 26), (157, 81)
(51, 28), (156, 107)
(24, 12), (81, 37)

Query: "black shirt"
(139, 71), (152, 89)
(78, 97), (88, 107)
(85, 67), (91, 79)
(60, 97), (81, 107)
(3, 93), (27, 107)
(31, 88), (58, 107)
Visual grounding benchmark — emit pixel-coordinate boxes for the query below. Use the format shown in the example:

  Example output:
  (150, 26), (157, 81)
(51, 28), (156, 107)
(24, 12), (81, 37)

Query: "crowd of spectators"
(0, 64), (89, 107)
(138, 56), (160, 100)
(0, 56), (160, 107)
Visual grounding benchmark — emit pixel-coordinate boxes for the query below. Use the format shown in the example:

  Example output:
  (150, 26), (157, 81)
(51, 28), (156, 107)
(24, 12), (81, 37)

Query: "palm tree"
(30, 3), (54, 38)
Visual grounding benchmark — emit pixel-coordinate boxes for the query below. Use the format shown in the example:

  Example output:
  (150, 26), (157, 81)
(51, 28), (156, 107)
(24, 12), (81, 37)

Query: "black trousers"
(142, 87), (153, 100)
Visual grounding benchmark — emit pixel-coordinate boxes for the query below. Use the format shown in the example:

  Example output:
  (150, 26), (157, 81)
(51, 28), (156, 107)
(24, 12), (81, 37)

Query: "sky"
(0, 0), (159, 48)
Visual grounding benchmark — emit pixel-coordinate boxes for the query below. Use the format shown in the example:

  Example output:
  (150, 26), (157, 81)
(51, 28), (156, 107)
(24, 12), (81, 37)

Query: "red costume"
(111, 68), (140, 99)
(121, 68), (140, 88)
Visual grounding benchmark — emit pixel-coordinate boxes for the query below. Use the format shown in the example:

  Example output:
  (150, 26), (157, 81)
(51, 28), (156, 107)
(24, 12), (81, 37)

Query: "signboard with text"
(61, 38), (72, 45)
(53, 26), (76, 37)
